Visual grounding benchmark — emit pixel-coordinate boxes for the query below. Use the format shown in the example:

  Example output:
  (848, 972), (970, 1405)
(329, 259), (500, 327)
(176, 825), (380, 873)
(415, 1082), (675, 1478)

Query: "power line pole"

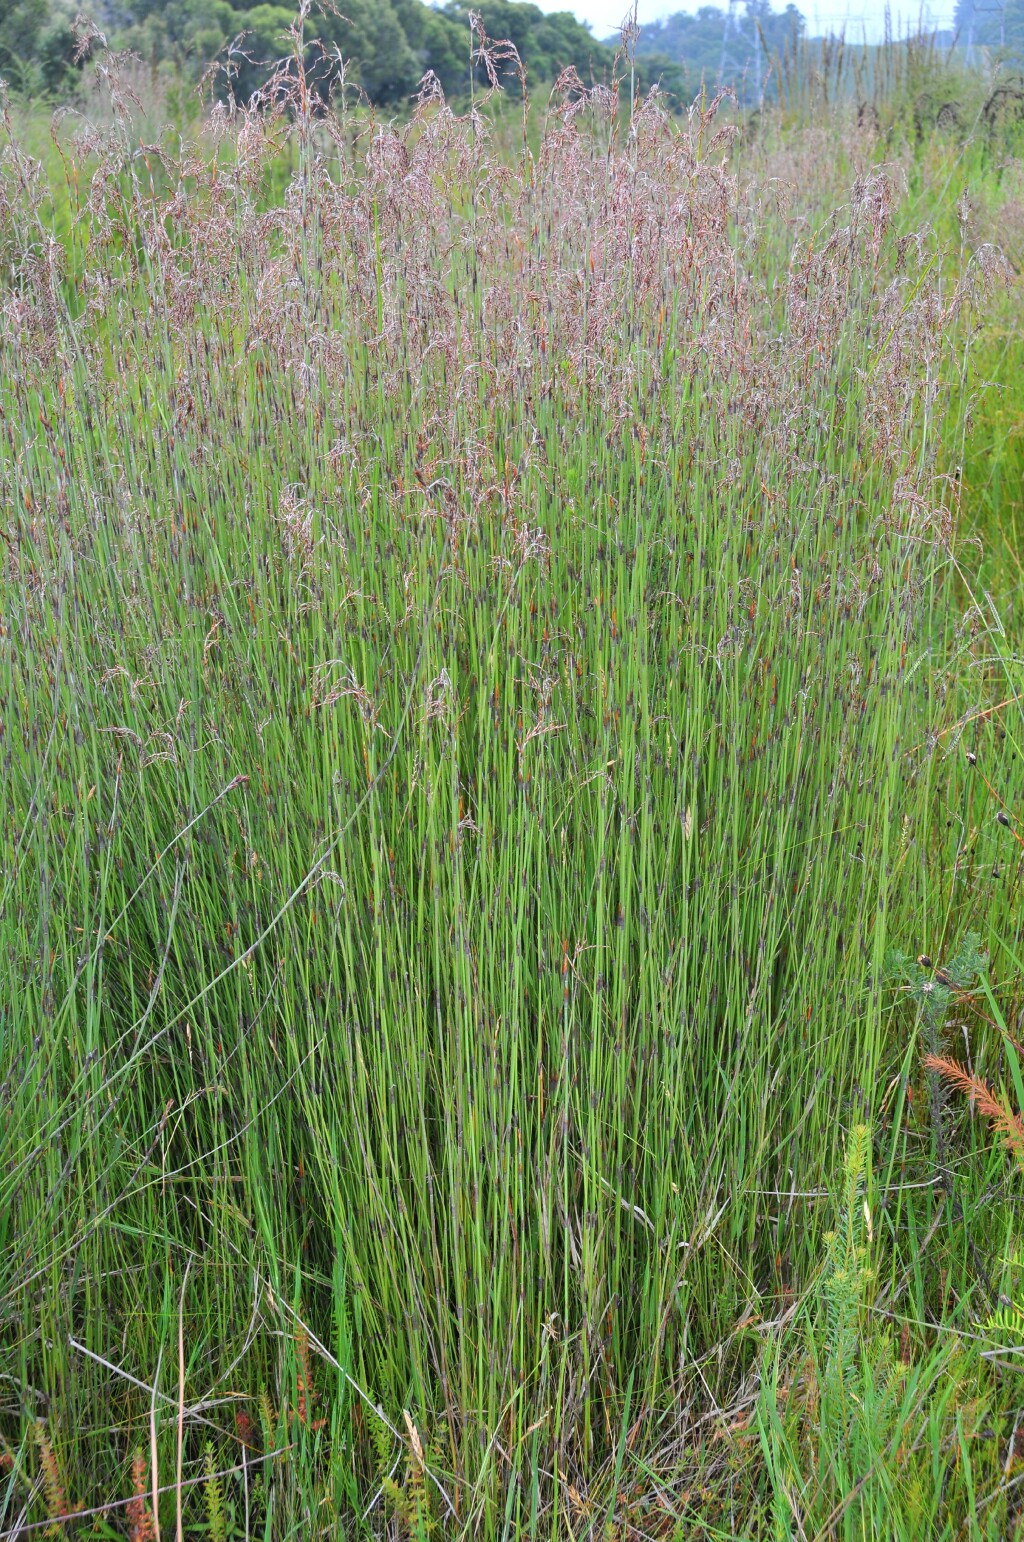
(719, 0), (740, 83)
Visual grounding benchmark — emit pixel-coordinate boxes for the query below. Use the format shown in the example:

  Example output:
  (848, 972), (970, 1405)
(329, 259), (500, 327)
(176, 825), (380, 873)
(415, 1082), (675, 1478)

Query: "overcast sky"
(557, 0), (957, 44)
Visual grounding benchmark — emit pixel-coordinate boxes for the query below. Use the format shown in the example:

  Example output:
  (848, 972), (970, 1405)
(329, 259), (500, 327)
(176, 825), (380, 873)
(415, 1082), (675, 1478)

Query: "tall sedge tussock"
(1, 14), (1022, 1535)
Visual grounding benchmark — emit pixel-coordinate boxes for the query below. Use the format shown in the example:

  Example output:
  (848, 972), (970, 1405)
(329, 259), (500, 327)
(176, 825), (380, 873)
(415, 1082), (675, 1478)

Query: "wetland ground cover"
(3, 24), (1024, 1538)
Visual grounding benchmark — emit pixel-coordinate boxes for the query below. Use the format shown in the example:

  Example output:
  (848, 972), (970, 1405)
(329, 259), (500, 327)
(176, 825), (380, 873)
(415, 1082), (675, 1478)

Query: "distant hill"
(607, 0), (806, 105)
(954, 0), (1024, 55)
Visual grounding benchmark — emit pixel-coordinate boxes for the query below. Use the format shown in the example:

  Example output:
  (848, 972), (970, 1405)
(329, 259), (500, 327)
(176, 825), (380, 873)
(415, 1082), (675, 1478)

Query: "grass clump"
(2, 21), (1024, 1537)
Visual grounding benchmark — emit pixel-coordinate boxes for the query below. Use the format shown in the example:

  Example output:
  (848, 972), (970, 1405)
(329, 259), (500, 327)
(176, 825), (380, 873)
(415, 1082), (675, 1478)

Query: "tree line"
(2, 0), (805, 109)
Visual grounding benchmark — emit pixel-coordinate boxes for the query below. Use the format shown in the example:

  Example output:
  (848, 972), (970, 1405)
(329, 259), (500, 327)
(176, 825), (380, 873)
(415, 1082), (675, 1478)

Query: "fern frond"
(924, 1054), (1024, 1165)
(127, 1450), (155, 1542)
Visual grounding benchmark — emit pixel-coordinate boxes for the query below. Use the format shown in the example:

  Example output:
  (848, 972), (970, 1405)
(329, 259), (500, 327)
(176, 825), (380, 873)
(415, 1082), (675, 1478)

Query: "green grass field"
(3, 35), (1024, 1539)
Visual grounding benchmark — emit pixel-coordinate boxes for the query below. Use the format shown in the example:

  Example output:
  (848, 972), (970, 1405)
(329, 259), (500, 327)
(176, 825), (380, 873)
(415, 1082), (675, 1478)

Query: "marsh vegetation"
(3, 17), (1024, 1537)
